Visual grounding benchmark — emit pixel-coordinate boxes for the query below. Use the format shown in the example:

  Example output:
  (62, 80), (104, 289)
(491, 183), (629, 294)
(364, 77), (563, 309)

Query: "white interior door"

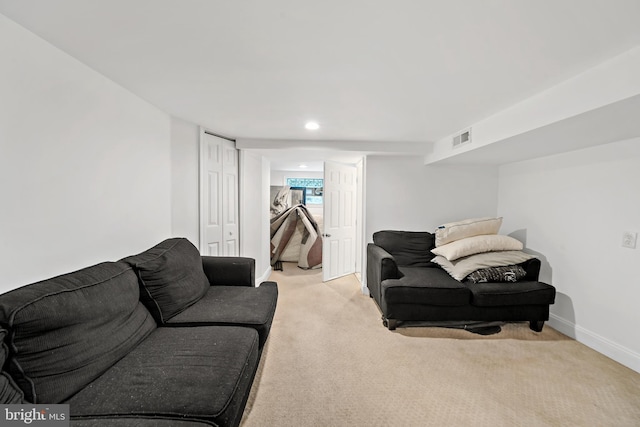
(200, 132), (239, 256)
(323, 161), (357, 282)
(222, 144), (239, 255)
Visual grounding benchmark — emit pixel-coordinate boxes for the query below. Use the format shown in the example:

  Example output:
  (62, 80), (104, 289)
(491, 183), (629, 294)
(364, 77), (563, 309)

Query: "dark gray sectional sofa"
(0, 238), (277, 427)
(367, 230), (555, 332)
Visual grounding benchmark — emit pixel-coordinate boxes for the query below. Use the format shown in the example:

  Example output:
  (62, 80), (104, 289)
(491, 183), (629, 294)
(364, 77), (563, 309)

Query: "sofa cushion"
(432, 251), (536, 281)
(70, 418), (216, 426)
(0, 328), (24, 404)
(373, 231), (437, 267)
(469, 281), (556, 307)
(0, 372), (23, 404)
(435, 217), (502, 247)
(71, 418), (215, 426)
(166, 281), (278, 349)
(382, 267), (471, 306)
(122, 238), (210, 323)
(465, 265), (527, 284)
(66, 326), (259, 427)
(0, 262), (156, 403)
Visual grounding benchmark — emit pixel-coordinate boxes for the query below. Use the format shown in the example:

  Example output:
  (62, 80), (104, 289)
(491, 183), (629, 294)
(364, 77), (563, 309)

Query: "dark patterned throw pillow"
(465, 264), (527, 284)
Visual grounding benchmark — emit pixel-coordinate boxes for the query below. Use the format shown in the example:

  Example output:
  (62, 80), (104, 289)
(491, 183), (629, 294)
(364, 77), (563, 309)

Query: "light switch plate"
(622, 231), (637, 249)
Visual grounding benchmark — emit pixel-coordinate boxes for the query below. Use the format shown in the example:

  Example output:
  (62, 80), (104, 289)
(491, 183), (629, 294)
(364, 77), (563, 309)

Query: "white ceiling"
(2, 1), (640, 167)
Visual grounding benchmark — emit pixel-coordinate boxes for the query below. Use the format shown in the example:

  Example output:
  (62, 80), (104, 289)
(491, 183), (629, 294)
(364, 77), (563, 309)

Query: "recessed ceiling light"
(305, 121), (320, 130)
(299, 164), (308, 169)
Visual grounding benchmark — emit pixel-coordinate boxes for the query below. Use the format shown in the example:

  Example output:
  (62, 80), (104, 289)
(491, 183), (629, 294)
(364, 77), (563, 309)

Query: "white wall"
(240, 151), (272, 283)
(498, 138), (640, 372)
(0, 14), (172, 292)
(365, 156), (499, 241)
(270, 170), (324, 185)
(170, 117), (200, 246)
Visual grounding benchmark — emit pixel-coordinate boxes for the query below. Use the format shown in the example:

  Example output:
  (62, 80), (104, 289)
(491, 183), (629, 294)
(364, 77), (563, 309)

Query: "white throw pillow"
(435, 217), (502, 247)
(431, 234), (523, 261)
(432, 250), (535, 281)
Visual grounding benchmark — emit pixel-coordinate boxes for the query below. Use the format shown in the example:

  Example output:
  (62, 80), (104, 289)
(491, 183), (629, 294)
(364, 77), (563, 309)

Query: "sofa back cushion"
(0, 262), (156, 403)
(0, 328), (24, 404)
(121, 238), (209, 324)
(373, 231), (437, 267)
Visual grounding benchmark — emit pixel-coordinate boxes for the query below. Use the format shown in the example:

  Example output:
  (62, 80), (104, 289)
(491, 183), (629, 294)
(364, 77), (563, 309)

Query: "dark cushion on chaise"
(167, 281), (278, 348)
(0, 262), (156, 403)
(383, 267), (471, 306)
(121, 238), (210, 323)
(66, 326), (259, 427)
(468, 281), (557, 307)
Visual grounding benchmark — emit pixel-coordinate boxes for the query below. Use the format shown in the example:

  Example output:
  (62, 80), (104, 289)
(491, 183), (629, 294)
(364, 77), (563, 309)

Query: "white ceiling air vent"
(452, 128), (472, 148)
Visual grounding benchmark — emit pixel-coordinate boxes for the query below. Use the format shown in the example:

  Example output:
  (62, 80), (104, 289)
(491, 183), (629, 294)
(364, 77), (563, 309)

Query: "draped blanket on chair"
(270, 204), (322, 269)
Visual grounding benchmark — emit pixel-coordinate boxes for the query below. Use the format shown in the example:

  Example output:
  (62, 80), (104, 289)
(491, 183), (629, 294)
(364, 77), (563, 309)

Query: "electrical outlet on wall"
(622, 231), (637, 249)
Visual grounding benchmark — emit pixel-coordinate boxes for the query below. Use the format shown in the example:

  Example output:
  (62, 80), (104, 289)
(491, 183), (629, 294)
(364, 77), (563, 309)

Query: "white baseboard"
(549, 314), (640, 374)
(256, 266), (272, 286)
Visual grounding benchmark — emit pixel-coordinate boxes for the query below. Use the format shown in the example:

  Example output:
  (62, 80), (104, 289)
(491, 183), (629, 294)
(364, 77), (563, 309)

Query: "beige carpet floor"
(240, 263), (640, 427)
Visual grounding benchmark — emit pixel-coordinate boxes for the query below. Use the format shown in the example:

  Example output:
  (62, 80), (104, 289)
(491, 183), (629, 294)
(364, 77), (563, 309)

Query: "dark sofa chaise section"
(0, 238), (277, 427)
(367, 230), (555, 332)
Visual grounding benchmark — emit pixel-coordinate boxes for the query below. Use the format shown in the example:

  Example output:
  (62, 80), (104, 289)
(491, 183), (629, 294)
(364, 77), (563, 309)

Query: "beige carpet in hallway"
(240, 263), (640, 427)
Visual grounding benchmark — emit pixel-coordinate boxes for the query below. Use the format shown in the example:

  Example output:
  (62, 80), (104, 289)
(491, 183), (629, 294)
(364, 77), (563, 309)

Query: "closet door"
(221, 142), (239, 255)
(200, 132), (239, 256)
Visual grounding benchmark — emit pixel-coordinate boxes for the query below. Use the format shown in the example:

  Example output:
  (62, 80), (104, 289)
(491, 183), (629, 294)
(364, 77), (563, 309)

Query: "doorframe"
(197, 127), (207, 254)
(356, 157), (368, 292)
(258, 153), (367, 282)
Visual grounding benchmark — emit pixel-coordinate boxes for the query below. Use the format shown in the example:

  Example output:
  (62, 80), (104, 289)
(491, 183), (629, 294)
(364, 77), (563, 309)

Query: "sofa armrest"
(367, 244), (401, 305)
(521, 257), (541, 281)
(201, 256), (255, 287)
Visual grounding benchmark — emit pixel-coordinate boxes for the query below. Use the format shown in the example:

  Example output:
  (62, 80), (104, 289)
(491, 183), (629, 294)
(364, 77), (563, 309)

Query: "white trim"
(549, 313), (640, 373)
(198, 127), (206, 254)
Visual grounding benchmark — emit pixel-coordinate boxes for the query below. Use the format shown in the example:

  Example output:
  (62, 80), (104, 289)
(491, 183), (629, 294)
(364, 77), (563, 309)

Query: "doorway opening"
(269, 168), (325, 272)
(268, 159), (364, 283)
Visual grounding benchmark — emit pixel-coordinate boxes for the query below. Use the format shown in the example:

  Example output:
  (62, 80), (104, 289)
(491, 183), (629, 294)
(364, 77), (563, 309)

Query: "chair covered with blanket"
(270, 204), (322, 270)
